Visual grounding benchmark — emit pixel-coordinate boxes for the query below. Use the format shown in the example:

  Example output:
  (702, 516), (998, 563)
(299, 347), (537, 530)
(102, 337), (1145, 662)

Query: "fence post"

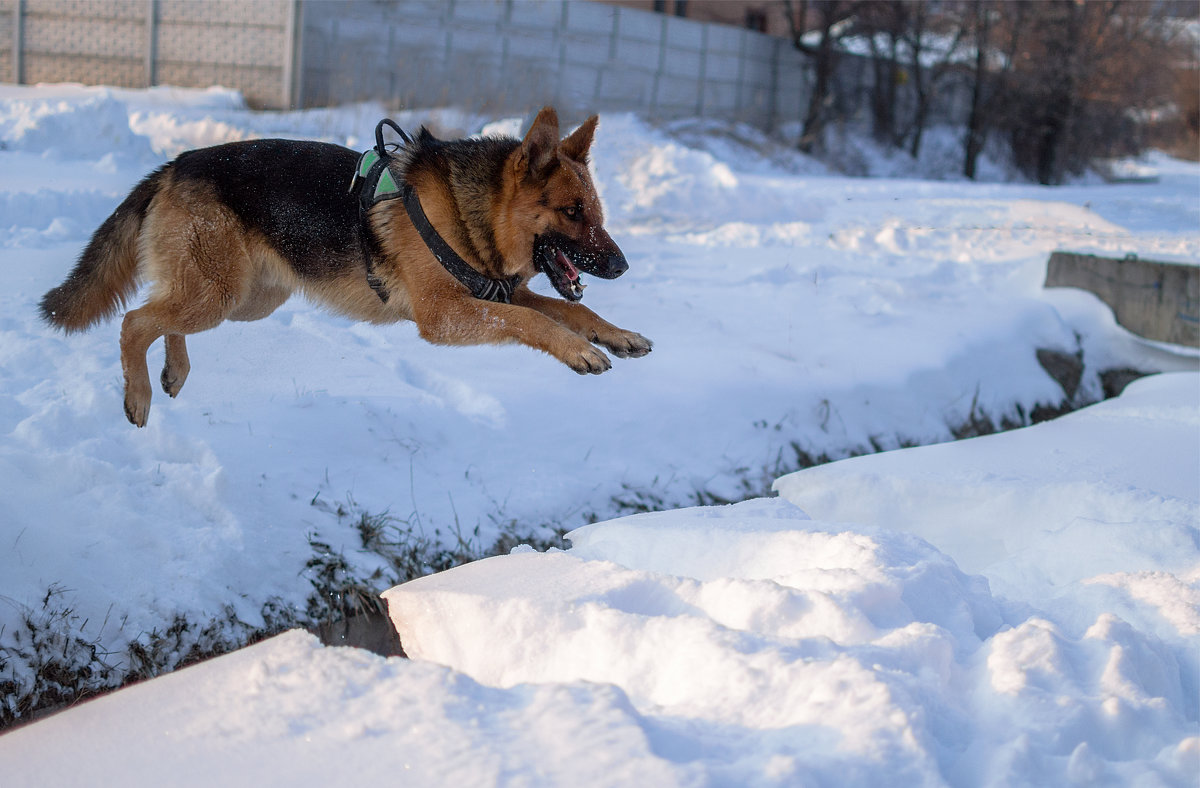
(735, 28), (746, 117)
(651, 14), (666, 116)
(145, 0), (158, 88)
(282, 0), (300, 110)
(12, 0), (22, 84)
(597, 6), (618, 109)
(554, 0), (567, 111)
(768, 36), (781, 131)
(696, 23), (708, 116)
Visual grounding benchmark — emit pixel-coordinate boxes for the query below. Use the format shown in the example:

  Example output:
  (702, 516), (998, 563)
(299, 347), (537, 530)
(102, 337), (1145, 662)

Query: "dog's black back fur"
(171, 139), (362, 278)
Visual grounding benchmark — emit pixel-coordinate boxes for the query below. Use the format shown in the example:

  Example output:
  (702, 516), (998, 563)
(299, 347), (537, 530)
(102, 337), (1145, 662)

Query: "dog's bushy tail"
(39, 166), (166, 332)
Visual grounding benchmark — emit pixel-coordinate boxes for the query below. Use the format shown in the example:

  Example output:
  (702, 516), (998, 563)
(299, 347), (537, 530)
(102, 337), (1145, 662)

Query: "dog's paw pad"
(567, 346), (611, 375)
(124, 398), (150, 428)
(602, 332), (653, 359)
(161, 368), (186, 398)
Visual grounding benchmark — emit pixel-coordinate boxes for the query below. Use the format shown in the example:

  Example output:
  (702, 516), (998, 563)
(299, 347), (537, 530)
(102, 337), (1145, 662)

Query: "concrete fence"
(2, 0), (297, 109)
(297, 0), (810, 129)
(2, 0), (817, 129)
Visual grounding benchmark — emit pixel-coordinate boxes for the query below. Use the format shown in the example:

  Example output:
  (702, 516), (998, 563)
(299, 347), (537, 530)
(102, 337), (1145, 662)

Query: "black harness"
(349, 119), (521, 304)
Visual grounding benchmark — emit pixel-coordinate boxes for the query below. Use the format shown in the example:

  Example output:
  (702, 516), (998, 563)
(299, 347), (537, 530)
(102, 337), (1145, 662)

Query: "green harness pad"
(349, 148), (402, 205)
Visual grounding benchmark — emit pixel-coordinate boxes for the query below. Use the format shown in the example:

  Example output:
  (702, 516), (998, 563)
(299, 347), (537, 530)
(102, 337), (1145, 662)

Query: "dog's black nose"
(604, 252), (628, 279)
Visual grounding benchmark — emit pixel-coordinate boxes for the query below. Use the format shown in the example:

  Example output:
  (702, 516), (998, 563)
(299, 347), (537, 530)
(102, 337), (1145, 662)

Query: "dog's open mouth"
(534, 232), (628, 302)
(534, 234), (588, 301)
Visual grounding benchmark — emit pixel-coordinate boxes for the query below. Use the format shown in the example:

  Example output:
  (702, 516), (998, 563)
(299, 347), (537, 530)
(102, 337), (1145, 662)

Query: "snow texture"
(0, 85), (1197, 785)
(2, 376), (1196, 786)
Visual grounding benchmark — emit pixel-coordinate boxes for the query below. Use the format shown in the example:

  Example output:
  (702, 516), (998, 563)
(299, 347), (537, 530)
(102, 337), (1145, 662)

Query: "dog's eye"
(560, 206), (581, 221)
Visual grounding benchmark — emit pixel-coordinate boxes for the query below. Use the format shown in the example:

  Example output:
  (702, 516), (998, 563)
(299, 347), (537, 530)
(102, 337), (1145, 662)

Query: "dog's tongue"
(556, 249), (579, 282)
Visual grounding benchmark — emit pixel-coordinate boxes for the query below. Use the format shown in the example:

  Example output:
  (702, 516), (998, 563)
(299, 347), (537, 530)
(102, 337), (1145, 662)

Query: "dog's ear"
(560, 115), (598, 163)
(514, 106), (560, 178)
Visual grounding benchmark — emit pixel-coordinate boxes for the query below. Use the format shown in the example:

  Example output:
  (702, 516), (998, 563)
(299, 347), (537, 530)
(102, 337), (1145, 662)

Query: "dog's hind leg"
(120, 305), (169, 427)
(161, 333), (190, 397)
(123, 293), (230, 426)
(120, 183), (259, 426)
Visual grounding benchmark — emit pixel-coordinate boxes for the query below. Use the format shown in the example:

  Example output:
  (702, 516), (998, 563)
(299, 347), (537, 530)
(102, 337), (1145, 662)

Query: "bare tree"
(901, 0), (930, 158)
(959, 1), (1030, 178)
(962, 0), (992, 179)
(855, 1), (968, 159)
(782, 0), (863, 153)
(778, 0), (1187, 180)
(995, 0), (1181, 184)
(858, 1), (906, 146)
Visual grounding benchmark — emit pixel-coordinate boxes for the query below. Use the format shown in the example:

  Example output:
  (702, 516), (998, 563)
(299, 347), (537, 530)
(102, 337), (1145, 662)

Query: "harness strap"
(399, 183), (522, 304)
(349, 119), (521, 305)
(350, 148), (403, 302)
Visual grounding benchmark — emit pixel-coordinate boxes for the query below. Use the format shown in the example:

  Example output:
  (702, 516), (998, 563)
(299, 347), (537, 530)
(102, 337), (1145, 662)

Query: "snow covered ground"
(0, 84), (1197, 782)
(1, 373), (1196, 786)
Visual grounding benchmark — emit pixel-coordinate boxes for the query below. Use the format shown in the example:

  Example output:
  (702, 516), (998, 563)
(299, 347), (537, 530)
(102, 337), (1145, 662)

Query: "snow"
(3, 375), (1196, 786)
(773, 373), (1200, 610)
(0, 84), (1197, 785)
(0, 628), (687, 787)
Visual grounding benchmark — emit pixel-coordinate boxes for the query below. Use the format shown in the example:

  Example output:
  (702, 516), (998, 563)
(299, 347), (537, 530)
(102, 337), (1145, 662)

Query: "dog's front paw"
(564, 344), (612, 375)
(596, 329), (653, 359)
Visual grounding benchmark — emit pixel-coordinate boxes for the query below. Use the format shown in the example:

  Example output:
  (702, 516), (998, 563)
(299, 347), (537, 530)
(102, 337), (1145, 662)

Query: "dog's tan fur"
(40, 108), (651, 427)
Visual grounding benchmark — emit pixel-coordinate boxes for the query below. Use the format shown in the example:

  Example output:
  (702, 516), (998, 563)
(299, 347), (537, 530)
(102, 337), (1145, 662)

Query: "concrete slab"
(1045, 251), (1199, 348)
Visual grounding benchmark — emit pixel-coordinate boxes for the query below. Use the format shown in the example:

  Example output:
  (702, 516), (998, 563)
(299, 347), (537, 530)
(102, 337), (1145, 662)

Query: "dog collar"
(350, 118), (522, 305)
(399, 184), (522, 304)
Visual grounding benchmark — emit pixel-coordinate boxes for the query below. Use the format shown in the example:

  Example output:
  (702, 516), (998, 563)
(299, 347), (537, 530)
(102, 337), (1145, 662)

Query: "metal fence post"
(554, 0), (567, 111)
(601, 5), (618, 105)
(12, 0), (23, 84)
(145, 0), (158, 88)
(768, 36), (781, 131)
(282, 0), (300, 110)
(651, 14), (667, 115)
(735, 27), (746, 117)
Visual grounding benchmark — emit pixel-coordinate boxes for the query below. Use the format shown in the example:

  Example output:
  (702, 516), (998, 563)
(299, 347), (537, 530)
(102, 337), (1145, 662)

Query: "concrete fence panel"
(22, 0), (146, 87)
(292, 0), (794, 129)
(1, 0), (941, 137)
(1, 0), (16, 85)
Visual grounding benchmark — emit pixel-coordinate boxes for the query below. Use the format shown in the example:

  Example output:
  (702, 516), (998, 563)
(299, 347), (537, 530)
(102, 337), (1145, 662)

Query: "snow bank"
(3, 376), (1193, 786)
(0, 91), (158, 162)
(379, 374), (1197, 786)
(0, 629), (687, 788)
(773, 373), (1200, 622)
(387, 499), (996, 785)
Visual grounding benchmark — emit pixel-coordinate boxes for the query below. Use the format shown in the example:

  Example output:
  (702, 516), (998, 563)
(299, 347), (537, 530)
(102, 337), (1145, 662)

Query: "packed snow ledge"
(2, 372), (1197, 786)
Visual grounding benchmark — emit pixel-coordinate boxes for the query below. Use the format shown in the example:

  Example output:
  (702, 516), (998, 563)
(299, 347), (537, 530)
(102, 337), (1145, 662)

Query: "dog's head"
(503, 108), (627, 301)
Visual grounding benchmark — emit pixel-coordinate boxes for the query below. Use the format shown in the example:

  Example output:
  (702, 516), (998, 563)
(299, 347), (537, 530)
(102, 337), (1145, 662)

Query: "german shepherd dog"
(39, 107), (651, 427)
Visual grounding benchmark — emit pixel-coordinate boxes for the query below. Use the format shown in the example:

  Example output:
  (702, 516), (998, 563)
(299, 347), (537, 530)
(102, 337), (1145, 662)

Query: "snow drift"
(1, 375), (1195, 786)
